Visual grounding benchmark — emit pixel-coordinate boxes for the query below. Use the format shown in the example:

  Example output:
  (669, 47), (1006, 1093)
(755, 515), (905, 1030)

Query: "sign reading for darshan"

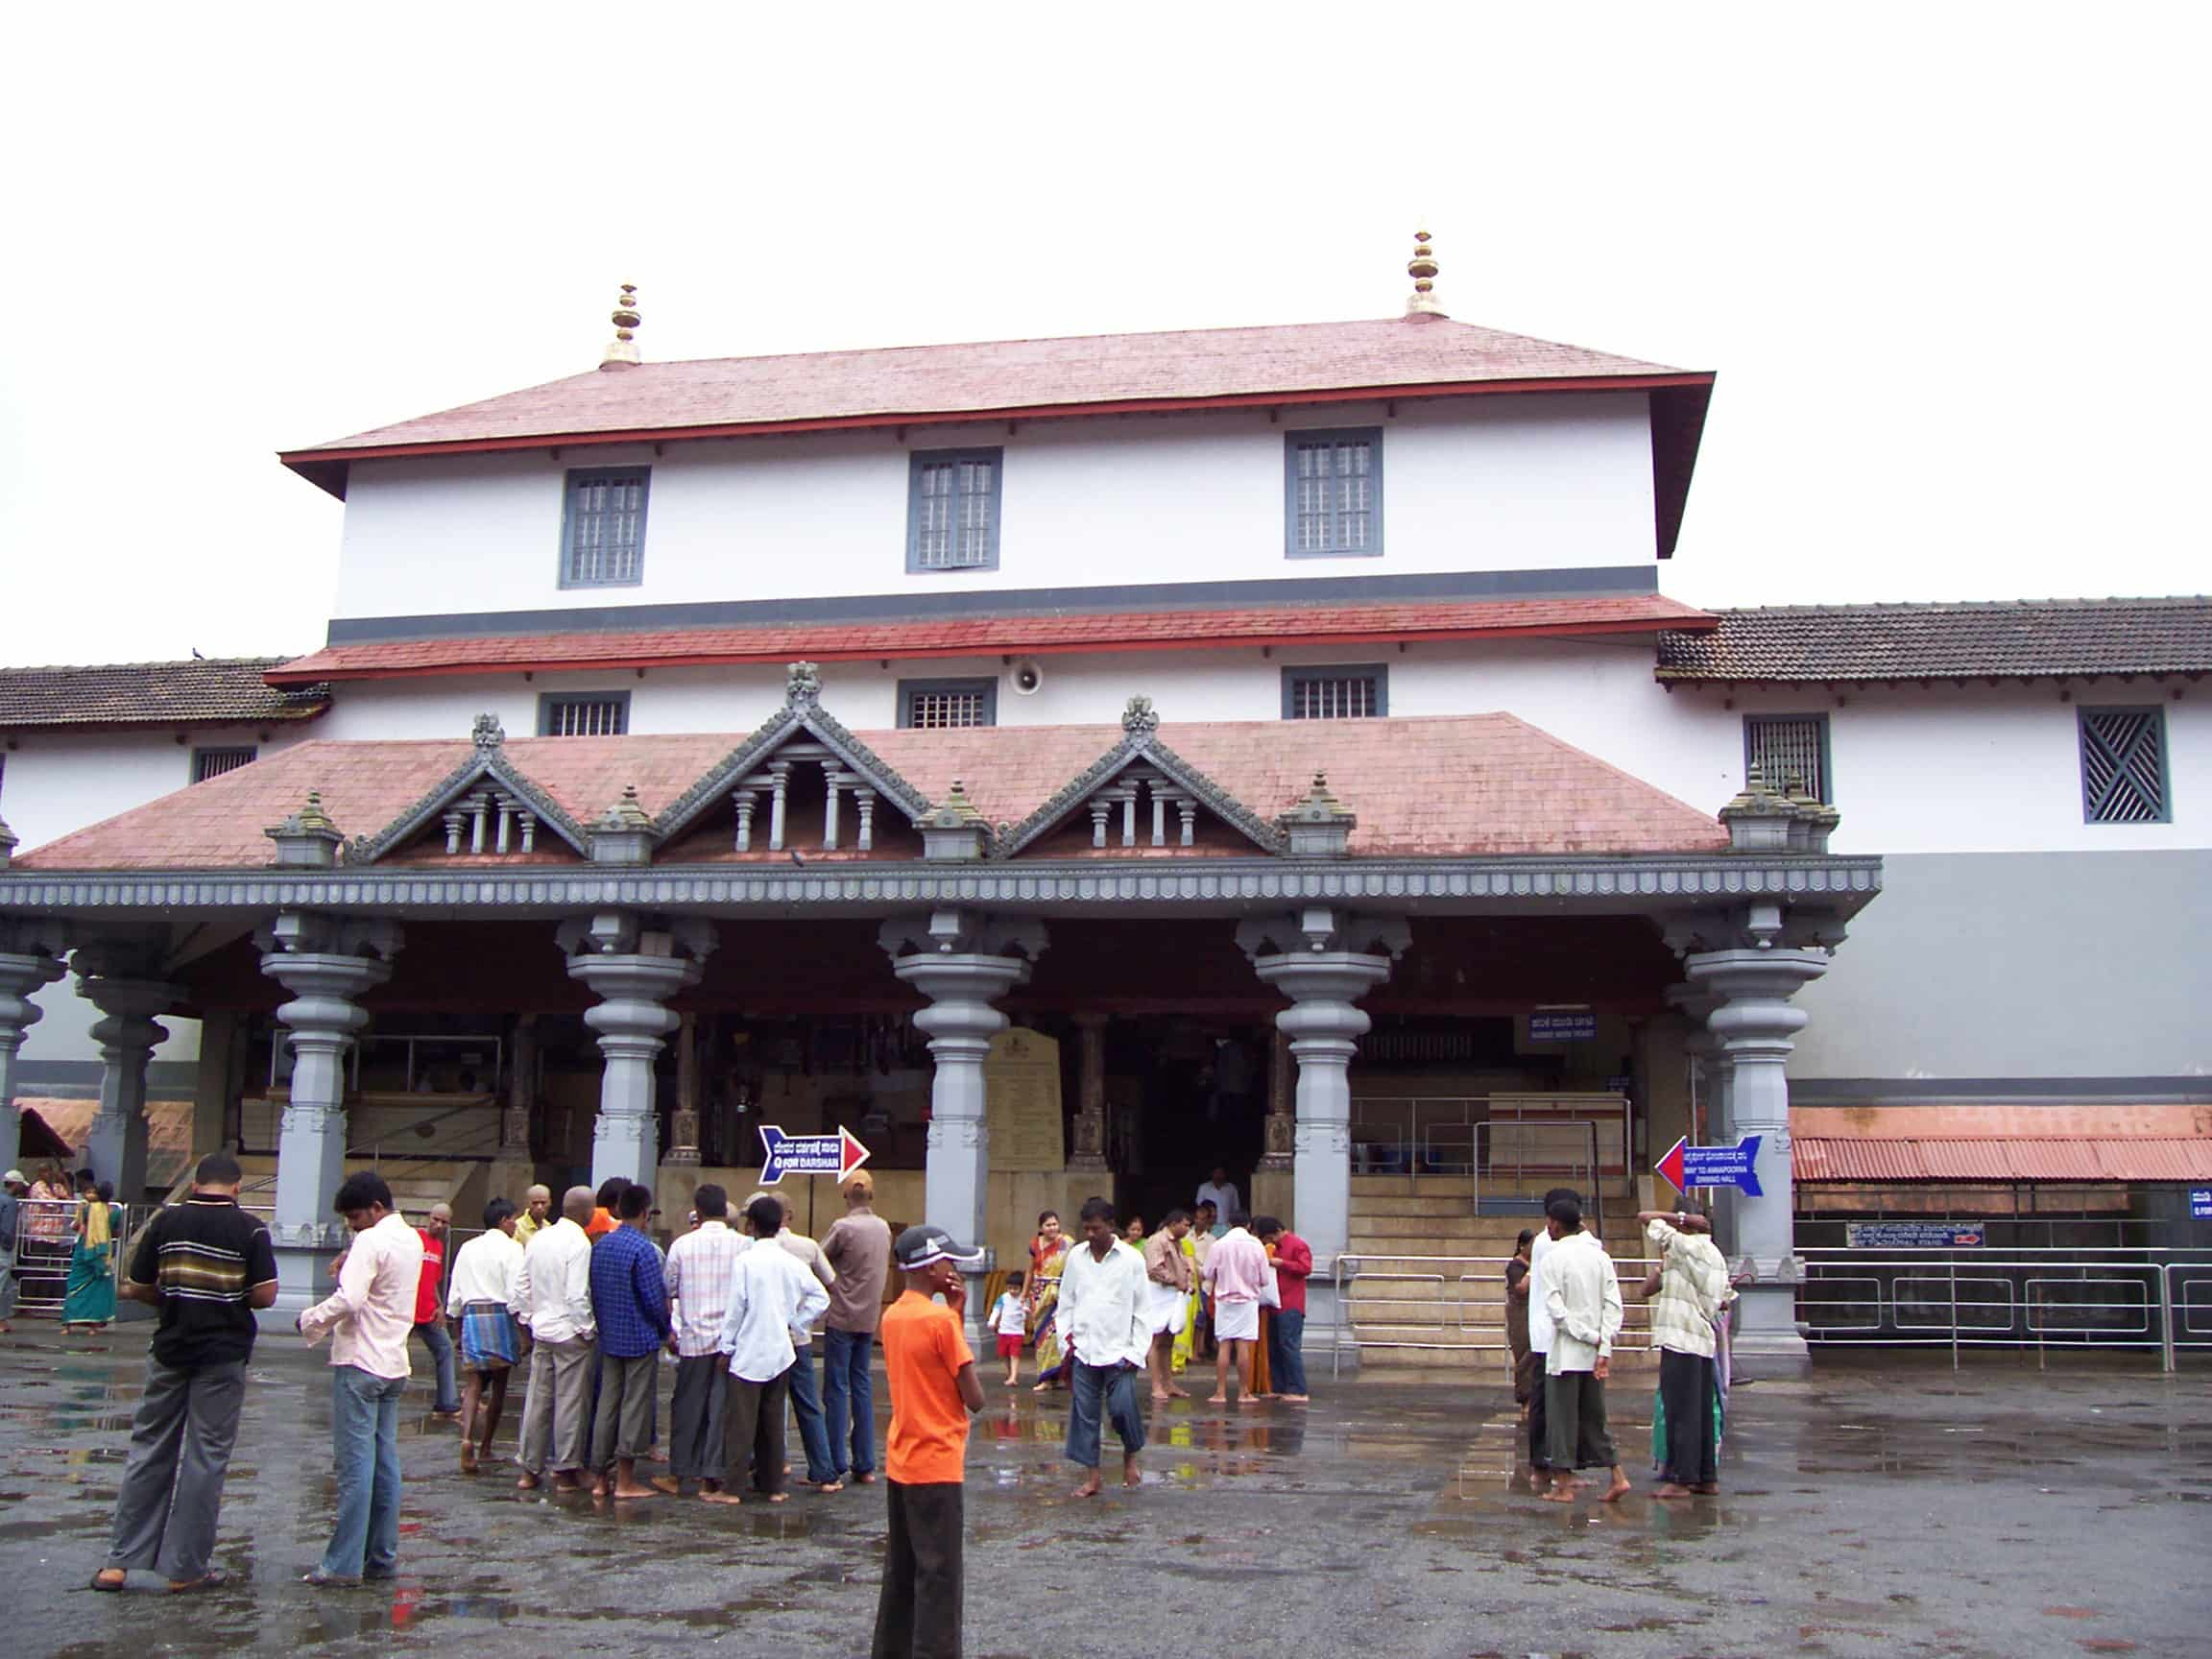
(1654, 1134), (1765, 1197)
(757, 1124), (873, 1186)
(1846, 1221), (1988, 1248)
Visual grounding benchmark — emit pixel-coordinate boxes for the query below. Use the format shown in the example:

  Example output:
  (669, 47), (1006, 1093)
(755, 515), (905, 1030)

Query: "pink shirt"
(1204, 1227), (1271, 1305)
(300, 1212), (424, 1379)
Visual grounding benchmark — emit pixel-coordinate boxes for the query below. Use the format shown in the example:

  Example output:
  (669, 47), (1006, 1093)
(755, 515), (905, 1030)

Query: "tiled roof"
(269, 594), (1714, 685)
(0, 658), (330, 730)
(290, 318), (1694, 457)
(1656, 596), (2212, 684)
(13, 712), (1730, 871)
(1795, 1136), (2212, 1183)
(20, 1099), (196, 1190)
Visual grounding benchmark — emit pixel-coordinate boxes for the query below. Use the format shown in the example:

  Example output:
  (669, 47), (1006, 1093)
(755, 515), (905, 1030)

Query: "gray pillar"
(0, 936), (66, 1178)
(880, 911), (1046, 1341)
(560, 913), (713, 1197)
(1238, 909), (1408, 1368)
(259, 914), (404, 1313)
(1068, 1011), (1109, 1171)
(1665, 985), (1739, 1251)
(1685, 945), (1828, 1375)
(78, 975), (183, 1200)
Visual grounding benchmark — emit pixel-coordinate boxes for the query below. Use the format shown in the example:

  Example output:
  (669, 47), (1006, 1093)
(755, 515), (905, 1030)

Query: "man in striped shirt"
(91, 1153), (277, 1595)
(655, 1183), (748, 1499)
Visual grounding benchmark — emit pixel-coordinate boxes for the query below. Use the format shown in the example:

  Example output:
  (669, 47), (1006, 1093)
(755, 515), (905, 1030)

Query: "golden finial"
(601, 282), (642, 369)
(1405, 226), (1446, 319)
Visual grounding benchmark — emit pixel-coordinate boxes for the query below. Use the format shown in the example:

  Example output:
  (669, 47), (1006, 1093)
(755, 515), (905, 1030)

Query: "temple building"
(2, 239), (2204, 1367)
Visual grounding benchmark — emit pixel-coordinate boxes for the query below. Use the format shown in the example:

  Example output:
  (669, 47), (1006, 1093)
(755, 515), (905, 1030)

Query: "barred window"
(899, 678), (998, 730)
(907, 449), (1002, 571)
(2079, 707), (2169, 823)
(562, 468), (649, 588)
(539, 693), (630, 736)
(1286, 429), (1382, 557)
(1283, 664), (1387, 720)
(191, 745), (257, 783)
(1743, 713), (1830, 802)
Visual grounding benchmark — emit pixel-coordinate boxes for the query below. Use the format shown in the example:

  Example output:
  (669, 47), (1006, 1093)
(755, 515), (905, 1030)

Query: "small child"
(991, 1272), (1028, 1385)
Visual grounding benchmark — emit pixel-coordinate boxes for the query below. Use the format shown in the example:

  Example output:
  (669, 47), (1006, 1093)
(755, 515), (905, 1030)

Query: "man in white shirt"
(1194, 1168), (1240, 1234)
(1538, 1195), (1628, 1503)
(749, 1190), (842, 1491)
(655, 1183), (749, 1500)
(710, 1193), (831, 1505)
(1522, 1185), (1577, 1482)
(1056, 1196), (1151, 1497)
(297, 1170), (424, 1586)
(445, 1196), (526, 1475)
(509, 1185), (597, 1493)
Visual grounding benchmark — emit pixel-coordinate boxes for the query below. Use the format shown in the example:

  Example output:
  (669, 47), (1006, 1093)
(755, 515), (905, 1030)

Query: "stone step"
(1357, 1340), (1660, 1371)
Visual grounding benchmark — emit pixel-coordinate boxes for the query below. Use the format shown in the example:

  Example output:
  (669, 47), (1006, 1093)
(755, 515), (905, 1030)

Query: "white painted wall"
(328, 394), (1658, 619)
(2, 723), (317, 1070)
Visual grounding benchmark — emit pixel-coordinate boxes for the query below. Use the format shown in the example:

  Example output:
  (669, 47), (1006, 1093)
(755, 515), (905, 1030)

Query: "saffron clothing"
(879, 1288), (975, 1486)
(300, 1213), (424, 1381)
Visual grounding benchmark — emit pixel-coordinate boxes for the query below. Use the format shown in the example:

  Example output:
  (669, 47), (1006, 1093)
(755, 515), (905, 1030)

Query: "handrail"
(1332, 1248), (1662, 1380)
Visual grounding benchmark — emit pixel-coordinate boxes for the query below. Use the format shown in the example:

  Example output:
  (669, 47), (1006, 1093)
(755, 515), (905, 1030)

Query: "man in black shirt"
(90, 1152), (277, 1595)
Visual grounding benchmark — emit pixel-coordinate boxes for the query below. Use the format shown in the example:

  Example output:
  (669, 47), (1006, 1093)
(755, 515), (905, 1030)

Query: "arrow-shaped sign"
(758, 1124), (873, 1187)
(1655, 1134), (1764, 1198)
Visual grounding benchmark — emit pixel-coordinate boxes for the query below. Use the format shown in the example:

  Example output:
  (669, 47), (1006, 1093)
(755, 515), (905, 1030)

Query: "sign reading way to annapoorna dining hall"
(985, 1026), (1064, 1171)
(1845, 1221), (1987, 1248)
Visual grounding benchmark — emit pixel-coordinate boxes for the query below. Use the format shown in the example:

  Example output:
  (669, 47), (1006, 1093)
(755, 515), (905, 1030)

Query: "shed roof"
(1793, 1136), (2212, 1183)
(0, 658), (330, 731)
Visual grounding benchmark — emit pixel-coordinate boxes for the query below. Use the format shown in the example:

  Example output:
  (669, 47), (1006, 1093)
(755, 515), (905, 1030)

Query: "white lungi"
(1214, 1298), (1261, 1342)
(1144, 1280), (1188, 1336)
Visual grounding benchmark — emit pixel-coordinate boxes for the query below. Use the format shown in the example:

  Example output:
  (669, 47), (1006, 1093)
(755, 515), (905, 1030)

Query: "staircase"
(1342, 1174), (1657, 1373)
(170, 1155), (486, 1230)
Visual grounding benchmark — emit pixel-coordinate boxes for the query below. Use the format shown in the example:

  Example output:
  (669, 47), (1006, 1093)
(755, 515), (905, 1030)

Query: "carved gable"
(347, 717), (590, 865)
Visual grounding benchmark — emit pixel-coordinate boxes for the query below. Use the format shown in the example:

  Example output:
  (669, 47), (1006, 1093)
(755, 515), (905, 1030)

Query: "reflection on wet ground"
(2, 1328), (2206, 1657)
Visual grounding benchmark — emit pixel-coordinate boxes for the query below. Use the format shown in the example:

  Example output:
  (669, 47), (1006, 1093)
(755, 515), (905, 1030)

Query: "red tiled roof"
(14, 712), (1730, 871)
(20, 1099), (196, 1190)
(1794, 1137), (2212, 1183)
(0, 658), (329, 729)
(268, 594), (1714, 685)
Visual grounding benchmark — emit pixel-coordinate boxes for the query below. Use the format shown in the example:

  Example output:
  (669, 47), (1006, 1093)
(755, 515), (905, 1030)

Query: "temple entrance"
(1102, 1014), (1270, 1230)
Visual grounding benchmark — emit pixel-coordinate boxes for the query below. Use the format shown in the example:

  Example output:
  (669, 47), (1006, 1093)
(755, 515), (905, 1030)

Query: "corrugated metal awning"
(1794, 1136), (2212, 1183)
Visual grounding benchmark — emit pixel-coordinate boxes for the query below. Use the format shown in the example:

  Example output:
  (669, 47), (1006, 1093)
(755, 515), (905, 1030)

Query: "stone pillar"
(0, 928), (66, 1178)
(258, 913), (403, 1312)
(1068, 1012), (1109, 1171)
(1258, 1026), (1295, 1171)
(502, 1013), (538, 1156)
(561, 913), (714, 1196)
(880, 910), (1047, 1336)
(77, 971), (184, 1200)
(666, 1010), (702, 1165)
(1685, 943), (1829, 1375)
(1238, 909), (1408, 1367)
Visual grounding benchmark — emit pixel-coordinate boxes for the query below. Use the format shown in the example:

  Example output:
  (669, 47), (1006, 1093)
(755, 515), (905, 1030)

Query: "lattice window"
(899, 678), (997, 729)
(1284, 665), (1386, 720)
(1286, 430), (1382, 557)
(563, 468), (650, 587)
(539, 693), (630, 736)
(908, 449), (1001, 570)
(2079, 707), (2168, 823)
(191, 745), (258, 783)
(1743, 713), (1830, 802)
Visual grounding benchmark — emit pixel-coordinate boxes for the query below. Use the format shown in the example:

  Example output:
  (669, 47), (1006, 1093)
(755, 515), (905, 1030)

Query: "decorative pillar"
(502, 1013), (538, 1154)
(258, 912), (403, 1312)
(1257, 1026), (1296, 1171)
(1238, 908), (1409, 1366)
(880, 910), (1047, 1335)
(560, 912), (714, 1195)
(1068, 1012), (1109, 1171)
(76, 966), (185, 1200)
(0, 925), (67, 1179)
(1684, 927), (1832, 1375)
(666, 1009), (702, 1165)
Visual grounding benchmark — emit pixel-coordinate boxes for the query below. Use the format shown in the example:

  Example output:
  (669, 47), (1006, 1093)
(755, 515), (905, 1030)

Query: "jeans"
(324, 1365), (405, 1579)
(822, 1327), (877, 1479)
(106, 1357), (246, 1581)
(1066, 1360), (1146, 1469)
(413, 1319), (459, 1414)
(784, 1342), (838, 1484)
(1269, 1308), (1309, 1396)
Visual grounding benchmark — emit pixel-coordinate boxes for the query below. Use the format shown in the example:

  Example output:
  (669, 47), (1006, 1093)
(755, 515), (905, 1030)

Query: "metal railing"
(1330, 1250), (1661, 1379)
(1349, 1099), (1609, 1227)
(1797, 1247), (2212, 1372)
(5, 1199), (164, 1321)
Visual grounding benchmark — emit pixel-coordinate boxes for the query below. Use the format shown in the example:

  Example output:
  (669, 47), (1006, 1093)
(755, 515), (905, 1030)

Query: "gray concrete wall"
(1791, 850), (2212, 1096)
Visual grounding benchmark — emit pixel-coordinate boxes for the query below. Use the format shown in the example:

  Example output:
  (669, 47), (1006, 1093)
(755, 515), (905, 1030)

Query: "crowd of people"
(0, 1163), (126, 1332)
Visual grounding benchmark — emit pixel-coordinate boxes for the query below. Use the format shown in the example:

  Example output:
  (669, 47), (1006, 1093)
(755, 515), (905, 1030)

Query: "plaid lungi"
(460, 1300), (519, 1369)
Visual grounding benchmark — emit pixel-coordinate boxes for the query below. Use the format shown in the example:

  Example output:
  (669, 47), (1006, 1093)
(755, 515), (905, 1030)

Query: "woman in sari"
(1026, 1211), (1072, 1392)
(61, 1176), (122, 1331)
(22, 1164), (74, 1311)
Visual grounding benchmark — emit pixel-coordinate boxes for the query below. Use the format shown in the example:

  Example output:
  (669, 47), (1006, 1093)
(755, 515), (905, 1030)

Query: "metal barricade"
(6, 1197), (162, 1321)
(1333, 1250), (1659, 1379)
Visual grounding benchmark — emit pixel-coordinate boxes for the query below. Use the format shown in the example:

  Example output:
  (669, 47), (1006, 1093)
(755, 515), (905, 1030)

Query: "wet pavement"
(1, 1326), (2207, 1658)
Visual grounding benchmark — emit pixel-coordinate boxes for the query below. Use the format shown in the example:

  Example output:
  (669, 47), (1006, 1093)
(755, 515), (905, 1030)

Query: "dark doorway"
(1105, 1015), (1268, 1231)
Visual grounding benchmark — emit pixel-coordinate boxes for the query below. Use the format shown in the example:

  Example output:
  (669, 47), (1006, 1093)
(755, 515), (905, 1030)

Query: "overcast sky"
(3, 7), (2204, 667)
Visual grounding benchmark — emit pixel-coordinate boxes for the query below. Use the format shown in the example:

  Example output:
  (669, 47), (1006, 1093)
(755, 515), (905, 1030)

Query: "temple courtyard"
(0, 1328), (2203, 1658)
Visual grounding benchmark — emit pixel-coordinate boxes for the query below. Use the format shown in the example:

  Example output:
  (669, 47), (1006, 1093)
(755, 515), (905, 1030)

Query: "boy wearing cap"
(873, 1224), (986, 1659)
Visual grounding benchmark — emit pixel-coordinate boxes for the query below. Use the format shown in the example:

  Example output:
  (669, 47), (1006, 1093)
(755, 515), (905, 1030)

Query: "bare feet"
(764, 1491), (788, 1503)
(1071, 1469), (1102, 1499)
(649, 1476), (684, 1497)
(608, 1479), (660, 1501)
(550, 1473), (582, 1493)
(1122, 1454), (1142, 1489)
(1651, 1481), (1693, 1500)
(1206, 1393), (1228, 1405)
(1152, 1390), (1174, 1402)
(1601, 1473), (1632, 1503)
(1166, 1385), (1190, 1398)
(1540, 1478), (1581, 1503)
(852, 1472), (878, 1485)
(699, 1488), (743, 1505)
(516, 1473), (541, 1491)
(459, 1444), (478, 1475)
(1278, 1393), (1310, 1404)
(814, 1479), (844, 1494)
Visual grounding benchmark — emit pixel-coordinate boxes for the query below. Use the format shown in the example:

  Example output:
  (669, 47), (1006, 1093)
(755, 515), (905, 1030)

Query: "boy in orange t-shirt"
(873, 1225), (986, 1659)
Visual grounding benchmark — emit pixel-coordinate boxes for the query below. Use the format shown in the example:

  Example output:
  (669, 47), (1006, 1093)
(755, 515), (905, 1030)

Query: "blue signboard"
(1657, 1134), (1764, 1196)
(2191, 1188), (2212, 1219)
(757, 1124), (873, 1186)
(1528, 1010), (1598, 1043)
(1846, 1221), (1986, 1249)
